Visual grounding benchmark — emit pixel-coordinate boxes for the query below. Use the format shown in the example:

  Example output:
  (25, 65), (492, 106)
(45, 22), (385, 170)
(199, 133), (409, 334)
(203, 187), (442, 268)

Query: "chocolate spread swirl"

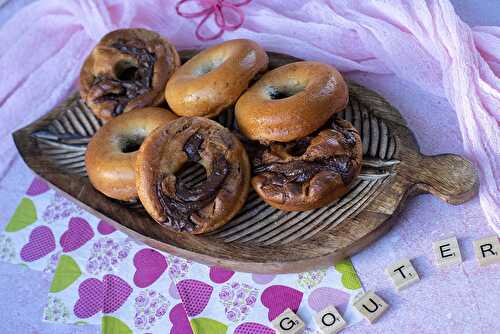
(92, 40), (156, 117)
(252, 117), (359, 188)
(156, 133), (230, 232)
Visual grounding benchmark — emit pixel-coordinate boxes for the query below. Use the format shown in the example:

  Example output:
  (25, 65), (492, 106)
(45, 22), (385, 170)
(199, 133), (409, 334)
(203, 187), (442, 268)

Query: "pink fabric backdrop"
(0, 0), (498, 232)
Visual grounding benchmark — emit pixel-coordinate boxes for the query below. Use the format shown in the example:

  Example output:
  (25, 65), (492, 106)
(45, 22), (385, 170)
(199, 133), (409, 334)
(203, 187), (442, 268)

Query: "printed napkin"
(1, 177), (364, 333)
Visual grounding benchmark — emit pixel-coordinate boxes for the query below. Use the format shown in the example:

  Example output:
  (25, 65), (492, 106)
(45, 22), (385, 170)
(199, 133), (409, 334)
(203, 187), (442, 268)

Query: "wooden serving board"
(13, 51), (479, 273)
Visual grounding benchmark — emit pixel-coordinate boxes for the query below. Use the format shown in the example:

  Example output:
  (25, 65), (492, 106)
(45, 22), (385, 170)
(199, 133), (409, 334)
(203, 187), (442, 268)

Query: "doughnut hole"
(175, 161), (208, 189)
(118, 132), (146, 153)
(114, 60), (139, 81)
(266, 83), (306, 100)
(286, 137), (312, 157)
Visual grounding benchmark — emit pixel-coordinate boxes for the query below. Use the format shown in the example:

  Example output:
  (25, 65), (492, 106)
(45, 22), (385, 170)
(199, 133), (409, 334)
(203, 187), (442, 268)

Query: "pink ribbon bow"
(176, 0), (251, 41)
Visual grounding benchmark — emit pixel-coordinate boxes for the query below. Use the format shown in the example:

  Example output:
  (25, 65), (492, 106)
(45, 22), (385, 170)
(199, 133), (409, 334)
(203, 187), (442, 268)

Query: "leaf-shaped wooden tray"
(13, 51), (479, 273)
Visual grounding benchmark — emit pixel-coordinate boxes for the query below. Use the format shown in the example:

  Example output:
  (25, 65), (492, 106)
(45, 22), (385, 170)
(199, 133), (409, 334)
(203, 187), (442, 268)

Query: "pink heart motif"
(252, 273), (276, 285)
(169, 303), (193, 334)
(26, 177), (49, 196)
(261, 285), (303, 321)
(308, 287), (350, 314)
(176, 279), (213, 316)
(97, 220), (116, 235)
(74, 274), (132, 318)
(60, 217), (94, 252)
(133, 248), (168, 288)
(209, 266), (234, 283)
(20, 226), (56, 262)
(234, 322), (275, 334)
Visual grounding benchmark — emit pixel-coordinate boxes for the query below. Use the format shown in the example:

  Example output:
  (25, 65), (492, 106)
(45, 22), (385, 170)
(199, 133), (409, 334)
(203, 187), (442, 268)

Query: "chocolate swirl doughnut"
(251, 117), (362, 211)
(136, 117), (250, 234)
(80, 28), (180, 121)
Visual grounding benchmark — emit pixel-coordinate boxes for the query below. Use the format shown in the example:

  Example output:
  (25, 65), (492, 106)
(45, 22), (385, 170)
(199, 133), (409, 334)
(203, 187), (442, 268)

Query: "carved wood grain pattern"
(13, 51), (478, 273)
(30, 89), (398, 245)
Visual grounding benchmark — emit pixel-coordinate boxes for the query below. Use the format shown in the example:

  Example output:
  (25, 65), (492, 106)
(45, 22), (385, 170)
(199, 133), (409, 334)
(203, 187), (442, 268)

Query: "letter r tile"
(473, 235), (500, 266)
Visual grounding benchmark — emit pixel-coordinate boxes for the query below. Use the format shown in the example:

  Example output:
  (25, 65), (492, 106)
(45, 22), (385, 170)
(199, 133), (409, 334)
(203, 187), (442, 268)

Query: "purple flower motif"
(156, 304), (168, 317)
(86, 237), (132, 275)
(219, 287), (234, 301)
(227, 309), (237, 321)
(42, 192), (83, 224)
(236, 290), (245, 299)
(135, 315), (147, 329)
(134, 289), (170, 330)
(245, 295), (256, 305)
(218, 281), (259, 323)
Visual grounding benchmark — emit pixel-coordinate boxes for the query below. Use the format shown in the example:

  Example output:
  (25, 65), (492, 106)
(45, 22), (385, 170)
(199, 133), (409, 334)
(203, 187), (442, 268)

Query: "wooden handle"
(412, 154), (479, 204)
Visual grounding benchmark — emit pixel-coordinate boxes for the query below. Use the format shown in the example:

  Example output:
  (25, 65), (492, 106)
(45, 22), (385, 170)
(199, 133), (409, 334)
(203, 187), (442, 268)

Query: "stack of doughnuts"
(82, 29), (362, 234)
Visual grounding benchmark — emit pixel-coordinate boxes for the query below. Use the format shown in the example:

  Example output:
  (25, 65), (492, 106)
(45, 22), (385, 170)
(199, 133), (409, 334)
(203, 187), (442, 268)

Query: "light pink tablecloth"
(0, 1), (499, 333)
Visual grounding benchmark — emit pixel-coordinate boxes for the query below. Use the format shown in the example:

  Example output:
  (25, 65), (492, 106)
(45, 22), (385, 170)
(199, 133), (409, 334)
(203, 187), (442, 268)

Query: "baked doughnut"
(235, 61), (348, 142)
(251, 117), (362, 211)
(85, 107), (177, 201)
(80, 28), (180, 121)
(136, 117), (250, 234)
(165, 39), (268, 118)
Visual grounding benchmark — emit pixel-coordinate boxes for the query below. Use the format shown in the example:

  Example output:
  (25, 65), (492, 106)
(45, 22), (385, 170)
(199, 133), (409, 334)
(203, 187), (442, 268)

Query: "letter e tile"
(433, 237), (462, 267)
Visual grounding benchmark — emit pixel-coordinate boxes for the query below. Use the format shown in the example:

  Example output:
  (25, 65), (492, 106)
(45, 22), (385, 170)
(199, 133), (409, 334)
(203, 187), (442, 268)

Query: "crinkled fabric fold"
(0, 0), (498, 232)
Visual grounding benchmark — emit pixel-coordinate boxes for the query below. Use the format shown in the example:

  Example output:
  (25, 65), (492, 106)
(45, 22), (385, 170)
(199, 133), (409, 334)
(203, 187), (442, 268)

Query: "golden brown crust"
(80, 28), (180, 121)
(251, 118), (362, 211)
(85, 107), (177, 201)
(136, 117), (250, 234)
(235, 61), (348, 143)
(165, 39), (268, 118)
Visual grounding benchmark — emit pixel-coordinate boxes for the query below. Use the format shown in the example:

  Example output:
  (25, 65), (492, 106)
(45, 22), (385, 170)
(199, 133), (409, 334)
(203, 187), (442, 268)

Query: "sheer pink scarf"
(0, 0), (498, 232)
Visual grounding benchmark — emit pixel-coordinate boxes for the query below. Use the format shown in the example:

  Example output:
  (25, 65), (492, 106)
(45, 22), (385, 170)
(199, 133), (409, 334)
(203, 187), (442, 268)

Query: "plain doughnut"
(85, 107), (177, 201)
(165, 39), (268, 118)
(235, 61), (348, 142)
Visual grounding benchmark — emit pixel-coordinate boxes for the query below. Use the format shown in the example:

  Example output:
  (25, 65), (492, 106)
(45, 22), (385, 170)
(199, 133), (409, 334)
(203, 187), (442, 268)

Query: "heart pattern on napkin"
(308, 287), (350, 314)
(60, 217), (94, 252)
(74, 274), (132, 318)
(97, 220), (116, 235)
(133, 248), (167, 288)
(20, 226), (55, 262)
(209, 266), (234, 284)
(261, 285), (303, 321)
(177, 279), (213, 317)
(170, 303), (194, 334)
(26, 177), (50, 196)
(234, 322), (275, 334)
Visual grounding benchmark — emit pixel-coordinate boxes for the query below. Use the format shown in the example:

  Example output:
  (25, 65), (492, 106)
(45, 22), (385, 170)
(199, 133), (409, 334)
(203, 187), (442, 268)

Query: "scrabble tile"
(385, 258), (420, 291)
(433, 237), (462, 267)
(314, 305), (346, 334)
(271, 308), (306, 334)
(353, 291), (389, 323)
(473, 235), (500, 266)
